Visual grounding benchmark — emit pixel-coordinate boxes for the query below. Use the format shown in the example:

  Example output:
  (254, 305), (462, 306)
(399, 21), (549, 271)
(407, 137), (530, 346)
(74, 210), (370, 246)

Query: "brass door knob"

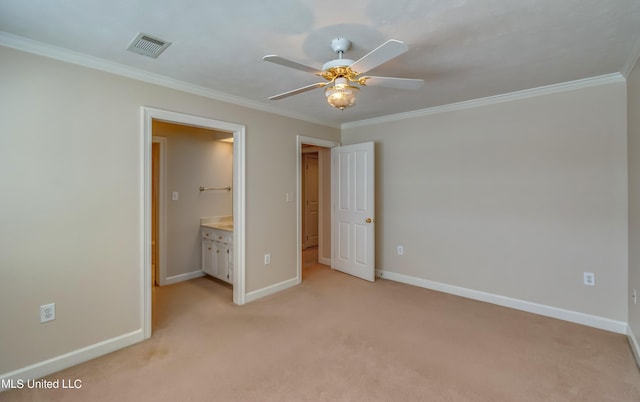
(365, 218), (375, 223)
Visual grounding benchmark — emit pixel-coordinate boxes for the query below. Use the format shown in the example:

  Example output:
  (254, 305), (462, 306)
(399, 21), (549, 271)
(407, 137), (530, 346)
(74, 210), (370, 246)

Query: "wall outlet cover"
(40, 303), (56, 323)
(583, 272), (595, 286)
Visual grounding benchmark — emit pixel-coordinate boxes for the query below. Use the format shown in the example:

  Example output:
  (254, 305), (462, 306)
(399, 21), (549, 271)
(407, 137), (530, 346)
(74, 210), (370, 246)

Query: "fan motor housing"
(322, 58), (355, 71)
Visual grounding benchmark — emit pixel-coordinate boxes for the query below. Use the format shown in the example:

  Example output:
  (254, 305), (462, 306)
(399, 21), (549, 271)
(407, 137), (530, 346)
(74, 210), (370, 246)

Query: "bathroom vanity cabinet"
(201, 226), (233, 284)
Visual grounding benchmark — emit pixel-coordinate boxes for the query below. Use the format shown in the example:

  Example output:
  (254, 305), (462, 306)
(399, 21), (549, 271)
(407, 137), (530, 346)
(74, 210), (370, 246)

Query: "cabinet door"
(216, 242), (230, 283)
(202, 238), (215, 276)
(227, 246), (233, 283)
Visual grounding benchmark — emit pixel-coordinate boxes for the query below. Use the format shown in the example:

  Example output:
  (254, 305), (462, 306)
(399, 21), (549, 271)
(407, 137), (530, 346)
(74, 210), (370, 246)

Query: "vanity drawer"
(201, 228), (215, 239)
(215, 232), (233, 244)
(201, 227), (232, 244)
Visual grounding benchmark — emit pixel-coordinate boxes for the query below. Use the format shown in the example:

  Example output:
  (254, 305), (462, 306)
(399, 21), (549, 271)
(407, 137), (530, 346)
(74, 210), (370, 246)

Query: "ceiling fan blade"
(349, 39), (409, 75)
(362, 76), (424, 90)
(263, 55), (323, 74)
(269, 82), (327, 100)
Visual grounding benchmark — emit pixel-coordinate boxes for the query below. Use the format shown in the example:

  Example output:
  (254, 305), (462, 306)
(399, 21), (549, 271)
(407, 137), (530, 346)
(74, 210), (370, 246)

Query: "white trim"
(376, 269), (628, 334)
(141, 109), (152, 339)
(164, 270), (205, 285)
(1, 32), (628, 132)
(232, 125), (247, 306)
(0, 32), (335, 129)
(143, 107), (247, 342)
(319, 257), (332, 266)
(629, 326), (640, 368)
(152, 136), (168, 286)
(622, 36), (640, 78)
(0, 330), (143, 389)
(296, 136), (340, 284)
(245, 277), (299, 304)
(342, 73), (626, 129)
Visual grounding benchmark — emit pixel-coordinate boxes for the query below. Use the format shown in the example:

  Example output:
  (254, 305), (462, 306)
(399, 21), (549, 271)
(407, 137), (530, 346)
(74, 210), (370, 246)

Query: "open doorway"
(296, 136), (339, 283)
(143, 107), (246, 340)
(151, 122), (234, 331)
(151, 121), (233, 287)
(301, 148), (320, 268)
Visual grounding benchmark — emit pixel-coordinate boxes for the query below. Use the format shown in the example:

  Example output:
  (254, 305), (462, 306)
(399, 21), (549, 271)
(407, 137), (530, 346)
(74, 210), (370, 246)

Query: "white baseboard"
(163, 270), (204, 285)
(376, 269), (628, 334)
(0, 329), (143, 391)
(319, 257), (331, 266)
(245, 277), (298, 303)
(629, 326), (640, 368)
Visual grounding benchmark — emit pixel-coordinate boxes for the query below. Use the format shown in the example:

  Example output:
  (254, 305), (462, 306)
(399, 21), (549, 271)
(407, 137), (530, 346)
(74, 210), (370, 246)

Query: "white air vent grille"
(127, 33), (171, 58)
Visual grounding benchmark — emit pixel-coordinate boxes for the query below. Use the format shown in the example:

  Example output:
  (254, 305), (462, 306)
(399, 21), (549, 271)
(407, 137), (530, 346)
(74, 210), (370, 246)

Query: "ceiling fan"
(263, 38), (424, 110)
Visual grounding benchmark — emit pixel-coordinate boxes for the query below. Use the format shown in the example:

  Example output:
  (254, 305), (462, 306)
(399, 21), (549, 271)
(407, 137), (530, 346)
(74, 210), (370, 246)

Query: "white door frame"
(296, 135), (340, 284)
(142, 107), (247, 339)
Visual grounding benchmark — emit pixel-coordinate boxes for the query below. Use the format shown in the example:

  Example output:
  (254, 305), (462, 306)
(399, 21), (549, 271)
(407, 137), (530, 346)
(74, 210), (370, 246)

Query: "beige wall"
(0, 46), (339, 374)
(629, 57), (640, 341)
(343, 80), (628, 321)
(0, 40), (635, 378)
(153, 121), (233, 279)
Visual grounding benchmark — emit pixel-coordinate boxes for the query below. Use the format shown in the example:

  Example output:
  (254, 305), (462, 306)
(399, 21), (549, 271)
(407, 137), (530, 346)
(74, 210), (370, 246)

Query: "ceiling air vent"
(127, 33), (171, 58)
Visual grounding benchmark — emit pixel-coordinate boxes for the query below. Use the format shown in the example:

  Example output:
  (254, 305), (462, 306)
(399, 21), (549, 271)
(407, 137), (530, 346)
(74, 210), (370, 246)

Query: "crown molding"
(342, 73), (626, 130)
(1, 31), (630, 132)
(0, 31), (337, 129)
(622, 36), (640, 79)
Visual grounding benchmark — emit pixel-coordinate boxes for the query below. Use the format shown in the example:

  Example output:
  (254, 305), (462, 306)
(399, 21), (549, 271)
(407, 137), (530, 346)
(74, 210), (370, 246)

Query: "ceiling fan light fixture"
(264, 37), (423, 110)
(325, 77), (359, 110)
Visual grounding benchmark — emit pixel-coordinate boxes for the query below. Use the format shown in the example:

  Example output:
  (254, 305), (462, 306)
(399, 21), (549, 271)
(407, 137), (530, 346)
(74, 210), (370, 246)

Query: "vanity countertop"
(200, 215), (233, 232)
(201, 222), (233, 231)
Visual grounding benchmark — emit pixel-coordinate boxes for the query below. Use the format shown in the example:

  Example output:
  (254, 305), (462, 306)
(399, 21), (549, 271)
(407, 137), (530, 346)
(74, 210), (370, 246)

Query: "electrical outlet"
(40, 303), (55, 323)
(583, 272), (595, 286)
(264, 253), (271, 265)
(633, 289), (637, 305)
(397, 245), (404, 255)
(172, 192), (179, 201)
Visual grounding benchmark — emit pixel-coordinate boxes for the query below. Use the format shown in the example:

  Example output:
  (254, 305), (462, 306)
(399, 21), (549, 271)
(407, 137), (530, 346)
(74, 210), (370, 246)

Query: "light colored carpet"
(4, 263), (640, 401)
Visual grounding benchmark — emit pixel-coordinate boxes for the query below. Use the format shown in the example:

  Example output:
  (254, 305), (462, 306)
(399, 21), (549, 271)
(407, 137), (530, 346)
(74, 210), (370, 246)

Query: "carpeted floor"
(4, 262), (640, 401)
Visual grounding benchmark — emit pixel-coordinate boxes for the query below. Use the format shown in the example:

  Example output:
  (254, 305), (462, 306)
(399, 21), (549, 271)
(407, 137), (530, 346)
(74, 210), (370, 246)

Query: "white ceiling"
(1, 0), (639, 128)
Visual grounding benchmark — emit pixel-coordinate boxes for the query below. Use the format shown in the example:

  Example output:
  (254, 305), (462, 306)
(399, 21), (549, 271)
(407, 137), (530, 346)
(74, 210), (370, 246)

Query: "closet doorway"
(297, 135), (339, 283)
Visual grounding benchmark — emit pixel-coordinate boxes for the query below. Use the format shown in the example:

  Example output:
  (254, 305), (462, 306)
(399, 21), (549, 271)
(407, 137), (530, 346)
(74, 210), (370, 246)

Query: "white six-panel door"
(331, 142), (375, 282)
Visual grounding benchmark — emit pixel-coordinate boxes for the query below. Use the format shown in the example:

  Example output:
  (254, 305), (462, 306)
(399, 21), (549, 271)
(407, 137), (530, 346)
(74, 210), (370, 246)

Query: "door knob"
(365, 218), (375, 223)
